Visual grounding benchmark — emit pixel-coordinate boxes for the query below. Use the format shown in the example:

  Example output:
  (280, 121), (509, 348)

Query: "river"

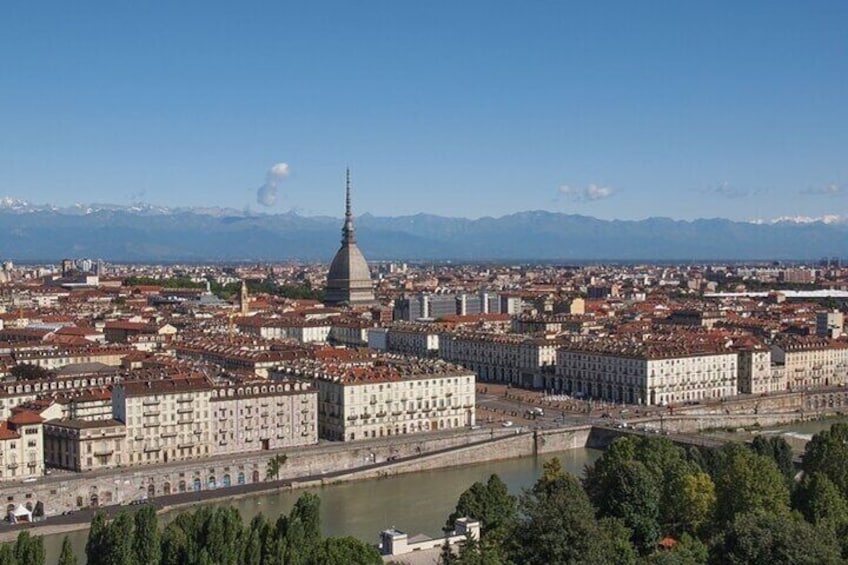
(40, 448), (600, 564)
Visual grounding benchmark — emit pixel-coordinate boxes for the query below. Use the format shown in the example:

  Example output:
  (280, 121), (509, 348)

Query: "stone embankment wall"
(327, 426), (593, 483)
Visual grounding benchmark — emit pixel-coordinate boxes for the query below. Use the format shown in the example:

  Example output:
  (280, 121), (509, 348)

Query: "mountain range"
(1, 198), (846, 262)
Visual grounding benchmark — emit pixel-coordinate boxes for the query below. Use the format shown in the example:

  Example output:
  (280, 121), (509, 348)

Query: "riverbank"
(0, 424), (596, 544)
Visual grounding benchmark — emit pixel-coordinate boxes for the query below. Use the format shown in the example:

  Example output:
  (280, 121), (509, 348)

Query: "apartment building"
(0, 411), (44, 482)
(438, 332), (557, 387)
(12, 346), (132, 370)
(112, 377), (214, 465)
(771, 336), (848, 390)
(277, 358), (475, 442)
(211, 379), (317, 455)
(555, 340), (738, 406)
(43, 419), (126, 472)
(237, 317), (332, 343)
(384, 324), (440, 357)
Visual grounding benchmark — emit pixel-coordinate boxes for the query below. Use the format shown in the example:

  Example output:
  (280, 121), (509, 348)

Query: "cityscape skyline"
(2, 2), (846, 221)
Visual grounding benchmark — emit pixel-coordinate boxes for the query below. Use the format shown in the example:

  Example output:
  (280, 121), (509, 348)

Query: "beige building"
(12, 346), (131, 371)
(43, 419), (126, 472)
(211, 380), (317, 455)
(735, 341), (782, 394)
(771, 336), (848, 390)
(438, 332), (557, 387)
(112, 377), (214, 465)
(0, 411), (45, 482)
(277, 358), (475, 442)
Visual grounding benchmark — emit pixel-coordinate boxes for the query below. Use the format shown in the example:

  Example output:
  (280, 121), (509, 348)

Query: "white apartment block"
(277, 359), (475, 442)
(555, 343), (738, 406)
(328, 323), (370, 347)
(211, 380), (317, 455)
(238, 317), (332, 343)
(438, 332), (557, 387)
(385, 325), (440, 357)
(771, 336), (848, 390)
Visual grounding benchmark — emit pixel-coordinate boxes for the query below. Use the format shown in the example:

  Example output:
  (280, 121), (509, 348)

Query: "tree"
(13, 531), (44, 565)
(516, 458), (608, 564)
(712, 511), (842, 565)
(101, 511), (135, 565)
(666, 472), (716, 535)
(10, 364), (49, 381)
(646, 533), (708, 565)
(289, 492), (321, 548)
(58, 536), (78, 565)
(0, 544), (16, 565)
(447, 474), (517, 537)
(239, 514), (267, 565)
(86, 512), (108, 565)
(597, 517), (638, 565)
(750, 435), (795, 484)
(803, 423), (848, 499)
(266, 454), (288, 481)
(314, 536), (383, 565)
(712, 445), (790, 527)
(583, 439), (662, 552)
(792, 471), (848, 552)
(133, 504), (160, 565)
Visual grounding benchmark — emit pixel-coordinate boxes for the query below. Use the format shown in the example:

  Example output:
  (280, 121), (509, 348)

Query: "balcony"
(177, 408), (193, 414)
(161, 432), (177, 438)
(142, 399), (160, 406)
(176, 397), (192, 404)
(177, 419), (193, 425)
(143, 422), (160, 428)
(94, 449), (114, 457)
(178, 443), (195, 449)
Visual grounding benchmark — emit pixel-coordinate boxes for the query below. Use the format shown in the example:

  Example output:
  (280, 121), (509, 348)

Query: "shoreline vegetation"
(5, 422), (848, 564)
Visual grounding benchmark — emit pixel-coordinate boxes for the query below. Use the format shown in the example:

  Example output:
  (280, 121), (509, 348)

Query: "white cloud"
(801, 183), (845, 196)
(558, 183), (615, 202)
(256, 162), (291, 207)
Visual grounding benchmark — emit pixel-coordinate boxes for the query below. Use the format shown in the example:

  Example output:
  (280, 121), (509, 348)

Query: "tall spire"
(342, 167), (356, 245)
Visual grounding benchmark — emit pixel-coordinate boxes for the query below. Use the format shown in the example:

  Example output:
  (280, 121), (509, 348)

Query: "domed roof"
(327, 242), (372, 284)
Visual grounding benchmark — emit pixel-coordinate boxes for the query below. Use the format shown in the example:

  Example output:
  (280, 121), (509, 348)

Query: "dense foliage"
(2, 493), (379, 565)
(441, 424), (848, 564)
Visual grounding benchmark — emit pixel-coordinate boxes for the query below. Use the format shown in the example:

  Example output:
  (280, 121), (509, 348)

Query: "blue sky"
(1, 2), (846, 221)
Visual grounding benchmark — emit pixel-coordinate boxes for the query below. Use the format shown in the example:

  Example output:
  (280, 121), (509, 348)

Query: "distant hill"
(0, 200), (846, 262)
